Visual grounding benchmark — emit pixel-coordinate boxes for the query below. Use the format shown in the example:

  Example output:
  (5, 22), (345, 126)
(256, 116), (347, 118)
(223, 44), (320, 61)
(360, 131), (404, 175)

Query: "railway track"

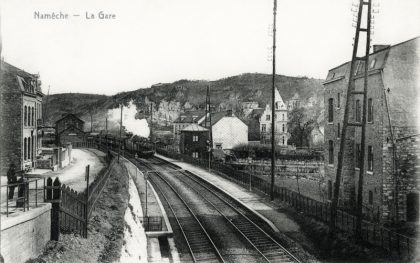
(141, 157), (301, 263)
(134, 158), (225, 263)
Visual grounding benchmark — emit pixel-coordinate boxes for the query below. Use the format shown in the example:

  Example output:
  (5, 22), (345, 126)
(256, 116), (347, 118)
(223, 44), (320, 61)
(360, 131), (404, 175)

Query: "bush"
(232, 143), (323, 161)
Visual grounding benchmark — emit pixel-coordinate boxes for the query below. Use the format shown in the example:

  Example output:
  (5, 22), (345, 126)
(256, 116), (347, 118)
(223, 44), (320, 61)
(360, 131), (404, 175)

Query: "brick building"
(173, 110), (206, 145)
(259, 88), (289, 146)
(55, 113), (86, 145)
(323, 37), (419, 223)
(0, 61), (44, 175)
(180, 123), (210, 159)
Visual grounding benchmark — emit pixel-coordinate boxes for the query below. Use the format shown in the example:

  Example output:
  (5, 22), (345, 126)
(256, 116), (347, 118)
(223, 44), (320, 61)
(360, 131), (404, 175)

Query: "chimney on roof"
(373, 45), (390, 53)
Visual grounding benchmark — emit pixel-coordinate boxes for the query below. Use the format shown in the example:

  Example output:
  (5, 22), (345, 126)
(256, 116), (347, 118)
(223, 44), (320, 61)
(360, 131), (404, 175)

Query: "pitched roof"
(173, 110), (206, 123)
(1, 61), (43, 95)
(55, 113), (85, 124)
(324, 37), (420, 127)
(181, 123), (209, 132)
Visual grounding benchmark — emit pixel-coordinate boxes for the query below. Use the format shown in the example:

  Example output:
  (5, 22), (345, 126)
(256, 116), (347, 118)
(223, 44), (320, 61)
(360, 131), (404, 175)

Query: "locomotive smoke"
(107, 100), (150, 138)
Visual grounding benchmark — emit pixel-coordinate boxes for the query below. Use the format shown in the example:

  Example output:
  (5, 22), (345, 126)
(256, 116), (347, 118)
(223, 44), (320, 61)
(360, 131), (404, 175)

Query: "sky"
(1, 0), (419, 95)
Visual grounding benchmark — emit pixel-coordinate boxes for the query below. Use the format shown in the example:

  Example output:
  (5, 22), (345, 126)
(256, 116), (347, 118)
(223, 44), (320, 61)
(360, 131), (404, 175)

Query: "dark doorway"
(406, 192), (419, 222)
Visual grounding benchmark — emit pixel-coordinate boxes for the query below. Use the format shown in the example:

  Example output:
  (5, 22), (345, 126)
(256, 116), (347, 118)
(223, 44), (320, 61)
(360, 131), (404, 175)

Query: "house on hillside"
(172, 110), (206, 145)
(323, 37), (420, 223)
(55, 113), (86, 145)
(260, 88), (289, 146)
(203, 110), (248, 150)
(247, 108), (265, 142)
(180, 123), (210, 159)
(0, 61), (44, 174)
(287, 93), (301, 110)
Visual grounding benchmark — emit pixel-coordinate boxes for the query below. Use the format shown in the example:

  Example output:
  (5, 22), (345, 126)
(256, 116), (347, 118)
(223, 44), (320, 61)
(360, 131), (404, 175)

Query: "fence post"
(85, 165), (90, 238)
(51, 178), (61, 241)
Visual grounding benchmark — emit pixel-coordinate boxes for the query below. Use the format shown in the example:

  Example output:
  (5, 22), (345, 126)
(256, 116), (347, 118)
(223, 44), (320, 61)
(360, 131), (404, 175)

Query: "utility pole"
(205, 86), (213, 170)
(270, 0), (277, 201)
(150, 104), (154, 150)
(329, 0), (372, 241)
(118, 104), (122, 162)
(356, 0), (372, 241)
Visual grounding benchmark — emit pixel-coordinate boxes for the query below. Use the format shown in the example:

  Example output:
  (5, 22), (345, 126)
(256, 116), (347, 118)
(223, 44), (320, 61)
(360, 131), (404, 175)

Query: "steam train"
(91, 134), (155, 158)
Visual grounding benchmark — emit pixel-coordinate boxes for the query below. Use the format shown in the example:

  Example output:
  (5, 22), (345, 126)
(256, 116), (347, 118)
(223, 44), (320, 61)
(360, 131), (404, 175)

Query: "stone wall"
(1, 204), (51, 263)
(382, 126), (420, 222)
(0, 69), (23, 176)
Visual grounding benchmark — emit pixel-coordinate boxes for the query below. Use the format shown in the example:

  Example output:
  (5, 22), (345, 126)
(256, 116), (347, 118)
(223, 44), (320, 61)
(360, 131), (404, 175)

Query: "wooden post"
(85, 165), (90, 238)
(51, 178), (61, 241)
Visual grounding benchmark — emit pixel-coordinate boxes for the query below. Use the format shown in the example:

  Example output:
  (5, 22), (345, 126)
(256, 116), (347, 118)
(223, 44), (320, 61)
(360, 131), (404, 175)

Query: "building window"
(215, 143), (222, 149)
(337, 93), (341, 108)
(24, 138), (27, 160)
(192, 135), (198, 142)
(368, 98), (373, 122)
(328, 140), (334, 164)
(355, 143), (361, 168)
(32, 107), (35, 126)
(282, 114), (285, 121)
(337, 123), (340, 138)
(28, 137), (31, 160)
(266, 115), (270, 121)
(282, 124), (285, 132)
(368, 146), (373, 171)
(328, 98), (334, 123)
(261, 124), (266, 132)
(282, 136), (285, 145)
(369, 190), (373, 205)
(192, 152), (198, 158)
(356, 99), (361, 122)
(24, 106), (27, 126)
(370, 59), (376, 69)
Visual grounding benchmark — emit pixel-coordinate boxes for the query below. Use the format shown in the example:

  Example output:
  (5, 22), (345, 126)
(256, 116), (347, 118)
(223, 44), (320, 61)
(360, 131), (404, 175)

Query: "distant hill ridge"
(43, 73), (325, 132)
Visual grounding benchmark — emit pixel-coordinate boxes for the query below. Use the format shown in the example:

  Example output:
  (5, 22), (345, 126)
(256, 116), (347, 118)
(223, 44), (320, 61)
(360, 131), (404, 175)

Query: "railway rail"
(139, 156), (301, 263)
(134, 158), (225, 263)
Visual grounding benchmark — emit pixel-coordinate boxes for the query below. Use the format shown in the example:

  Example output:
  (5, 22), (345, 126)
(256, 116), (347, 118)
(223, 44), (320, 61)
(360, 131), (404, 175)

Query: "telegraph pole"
(270, 0), (277, 201)
(118, 104), (122, 162)
(150, 104), (154, 150)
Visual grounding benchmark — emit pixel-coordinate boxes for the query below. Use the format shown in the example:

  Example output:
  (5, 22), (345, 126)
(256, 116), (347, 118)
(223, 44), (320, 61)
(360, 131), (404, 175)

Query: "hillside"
(42, 73), (325, 136)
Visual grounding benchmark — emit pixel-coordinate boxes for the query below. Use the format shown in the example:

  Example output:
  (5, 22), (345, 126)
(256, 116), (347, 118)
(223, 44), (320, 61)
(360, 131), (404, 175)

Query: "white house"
(259, 88), (289, 146)
(204, 110), (248, 150)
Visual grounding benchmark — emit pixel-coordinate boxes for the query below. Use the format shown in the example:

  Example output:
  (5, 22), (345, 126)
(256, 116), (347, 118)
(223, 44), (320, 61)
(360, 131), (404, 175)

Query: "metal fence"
(155, 147), (416, 257)
(141, 216), (164, 232)
(1, 177), (45, 216)
(45, 157), (115, 238)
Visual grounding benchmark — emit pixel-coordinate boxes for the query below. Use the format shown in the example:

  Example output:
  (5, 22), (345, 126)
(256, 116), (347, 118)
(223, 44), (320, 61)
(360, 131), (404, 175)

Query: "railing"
(155, 147), (416, 258)
(44, 157), (115, 239)
(1, 178), (45, 217)
(141, 216), (164, 232)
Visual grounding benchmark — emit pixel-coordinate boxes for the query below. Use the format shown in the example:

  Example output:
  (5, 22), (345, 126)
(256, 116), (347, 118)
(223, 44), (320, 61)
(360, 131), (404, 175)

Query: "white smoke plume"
(107, 100), (150, 138)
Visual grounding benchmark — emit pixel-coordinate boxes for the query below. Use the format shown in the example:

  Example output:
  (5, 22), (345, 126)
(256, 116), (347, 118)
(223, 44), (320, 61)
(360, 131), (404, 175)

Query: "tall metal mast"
(270, 0), (277, 201)
(205, 86), (213, 170)
(330, 0), (372, 240)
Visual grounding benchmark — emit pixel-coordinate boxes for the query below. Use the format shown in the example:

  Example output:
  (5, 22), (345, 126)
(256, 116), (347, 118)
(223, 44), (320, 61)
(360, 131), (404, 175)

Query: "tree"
(288, 108), (315, 147)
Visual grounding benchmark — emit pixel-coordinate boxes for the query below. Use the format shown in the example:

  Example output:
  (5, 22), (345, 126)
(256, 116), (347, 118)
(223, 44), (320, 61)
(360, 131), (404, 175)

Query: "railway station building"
(55, 113), (86, 145)
(323, 37), (420, 223)
(0, 61), (44, 175)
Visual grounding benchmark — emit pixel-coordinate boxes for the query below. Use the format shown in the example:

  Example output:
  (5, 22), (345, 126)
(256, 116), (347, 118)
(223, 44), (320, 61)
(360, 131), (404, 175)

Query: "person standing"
(7, 163), (17, 200)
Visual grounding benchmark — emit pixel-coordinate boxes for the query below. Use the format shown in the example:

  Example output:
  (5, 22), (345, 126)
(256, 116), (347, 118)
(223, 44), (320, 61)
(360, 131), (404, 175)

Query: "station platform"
(155, 153), (318, 259)
(122, 158), (178, 263)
